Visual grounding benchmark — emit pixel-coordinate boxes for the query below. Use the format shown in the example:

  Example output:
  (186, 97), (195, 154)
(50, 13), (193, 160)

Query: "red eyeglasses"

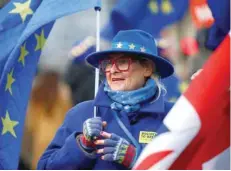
(99, 57), (134, 73)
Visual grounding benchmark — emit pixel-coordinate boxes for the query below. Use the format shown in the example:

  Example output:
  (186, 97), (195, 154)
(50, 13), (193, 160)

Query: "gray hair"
(150, 74), (167, 102)
(139, 57), (167, 101)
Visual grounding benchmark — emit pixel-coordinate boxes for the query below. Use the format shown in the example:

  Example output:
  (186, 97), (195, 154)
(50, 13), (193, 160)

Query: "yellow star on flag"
(179, 81), (189, 93)
(35, 29), (46, 51)
(148, 0), (159, 14)
(168, 97), (177, 103)
(1, 111), (19, 138)
(161, 0), (173, 14)
(5, 69), (15, 95)
(18, 43), (29, 66)
(9, 0), (33, 22)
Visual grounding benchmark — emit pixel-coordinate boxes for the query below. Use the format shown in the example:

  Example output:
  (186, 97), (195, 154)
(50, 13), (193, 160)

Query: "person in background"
(65, 37), (97, 105)
(161, 74), (182, 102)
(65, 61), (96, 105)
(37, 29), (175, 169)
(65, 36), (108, 105)
(157, 46), (186, 102)
(21, 68), (72, 169)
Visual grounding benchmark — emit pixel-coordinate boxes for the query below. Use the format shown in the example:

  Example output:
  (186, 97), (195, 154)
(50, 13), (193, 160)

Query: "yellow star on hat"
(129, 43), (135, 50)
(116, 42), (123, 48)
(140, 47), (146, 52)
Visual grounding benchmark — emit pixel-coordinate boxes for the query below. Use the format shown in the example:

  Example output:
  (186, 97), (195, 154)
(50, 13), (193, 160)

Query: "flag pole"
(94, 5), (101, 117)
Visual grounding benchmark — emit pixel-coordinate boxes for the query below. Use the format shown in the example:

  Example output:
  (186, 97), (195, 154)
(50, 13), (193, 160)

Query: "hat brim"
(86, 49), (174, 78)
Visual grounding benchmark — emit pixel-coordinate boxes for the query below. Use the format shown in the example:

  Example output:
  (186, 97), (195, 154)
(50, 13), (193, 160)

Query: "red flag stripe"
(133, 33), (230, 170)
(170, 33), (230, 169)
(134, 150), (173, 170)
(184, 34), (230, 128)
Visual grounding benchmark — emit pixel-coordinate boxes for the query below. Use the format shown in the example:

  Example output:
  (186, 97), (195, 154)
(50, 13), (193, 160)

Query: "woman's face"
(104, 54), (153, 91)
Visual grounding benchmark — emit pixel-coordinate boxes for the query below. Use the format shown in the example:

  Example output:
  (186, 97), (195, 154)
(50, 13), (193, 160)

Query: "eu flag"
(0, 0), (41, 77)
(101, 0), (188, 41)
(161, 74), (182, 102)
(0, 0), (101, 169)
(206, 0), (230, 50)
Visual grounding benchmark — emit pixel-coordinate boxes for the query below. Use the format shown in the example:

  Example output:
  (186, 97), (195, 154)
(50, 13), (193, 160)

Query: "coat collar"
(93, 83), (165, 114)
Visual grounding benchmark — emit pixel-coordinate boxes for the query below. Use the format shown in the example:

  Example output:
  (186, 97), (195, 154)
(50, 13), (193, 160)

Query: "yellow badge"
(139, 131), (157, 144)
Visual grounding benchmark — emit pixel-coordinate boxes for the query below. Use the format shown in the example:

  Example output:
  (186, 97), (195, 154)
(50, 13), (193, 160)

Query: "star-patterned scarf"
(104, 78), (157, 113)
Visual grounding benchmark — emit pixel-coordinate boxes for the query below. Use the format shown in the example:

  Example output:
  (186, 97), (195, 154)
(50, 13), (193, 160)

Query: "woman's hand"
(80, 117), (106, 150)
(95, 131), (137, 168)
(83, 117), (105, 141)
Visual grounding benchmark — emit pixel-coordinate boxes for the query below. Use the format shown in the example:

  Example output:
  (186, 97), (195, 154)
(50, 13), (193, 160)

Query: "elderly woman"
(37, 30), (174, 170)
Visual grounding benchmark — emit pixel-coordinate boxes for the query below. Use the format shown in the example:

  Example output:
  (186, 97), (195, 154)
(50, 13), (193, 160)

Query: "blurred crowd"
(0, 0), (218, 169)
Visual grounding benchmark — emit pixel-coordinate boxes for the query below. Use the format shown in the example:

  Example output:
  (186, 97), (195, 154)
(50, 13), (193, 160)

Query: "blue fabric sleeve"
(37, 130), (96, 169)
(37, 101), (97, 169)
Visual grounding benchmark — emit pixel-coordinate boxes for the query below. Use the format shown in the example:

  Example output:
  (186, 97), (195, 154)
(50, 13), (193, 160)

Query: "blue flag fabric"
(0, 0), (100, 169)
(161, 74), (182, 102)
(206, 0), (230, 50)
(101, 0), (188, 41)
(0, 0), (41, 76)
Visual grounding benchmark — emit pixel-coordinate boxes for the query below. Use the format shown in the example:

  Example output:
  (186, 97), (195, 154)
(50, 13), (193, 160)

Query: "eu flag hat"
(86, 29), (174, 78)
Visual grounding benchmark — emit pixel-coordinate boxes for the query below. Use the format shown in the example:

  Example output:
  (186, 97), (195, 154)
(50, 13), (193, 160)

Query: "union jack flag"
(133, 32), (230, 170)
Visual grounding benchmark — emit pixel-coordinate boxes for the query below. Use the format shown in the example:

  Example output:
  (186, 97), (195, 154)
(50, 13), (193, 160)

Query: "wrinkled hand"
(95, 131), (137, 168)
(80, 117), (106, 150)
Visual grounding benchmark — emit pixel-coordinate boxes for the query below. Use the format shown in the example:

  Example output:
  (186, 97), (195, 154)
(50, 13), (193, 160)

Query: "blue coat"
(37, 84), (174, 170)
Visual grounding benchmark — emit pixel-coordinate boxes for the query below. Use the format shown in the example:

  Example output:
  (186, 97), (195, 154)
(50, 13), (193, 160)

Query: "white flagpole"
(94, 7), (101, 117)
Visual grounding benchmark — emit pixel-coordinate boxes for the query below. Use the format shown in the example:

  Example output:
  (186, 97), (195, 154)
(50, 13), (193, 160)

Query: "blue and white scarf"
(104, 78), (157, 113)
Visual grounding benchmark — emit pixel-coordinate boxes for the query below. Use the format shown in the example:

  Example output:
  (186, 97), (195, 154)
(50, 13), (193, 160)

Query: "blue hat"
(86, 29), (174, 78)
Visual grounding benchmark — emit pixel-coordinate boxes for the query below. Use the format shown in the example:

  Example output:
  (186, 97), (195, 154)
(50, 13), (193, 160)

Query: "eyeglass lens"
(101, 58), (130, 72)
